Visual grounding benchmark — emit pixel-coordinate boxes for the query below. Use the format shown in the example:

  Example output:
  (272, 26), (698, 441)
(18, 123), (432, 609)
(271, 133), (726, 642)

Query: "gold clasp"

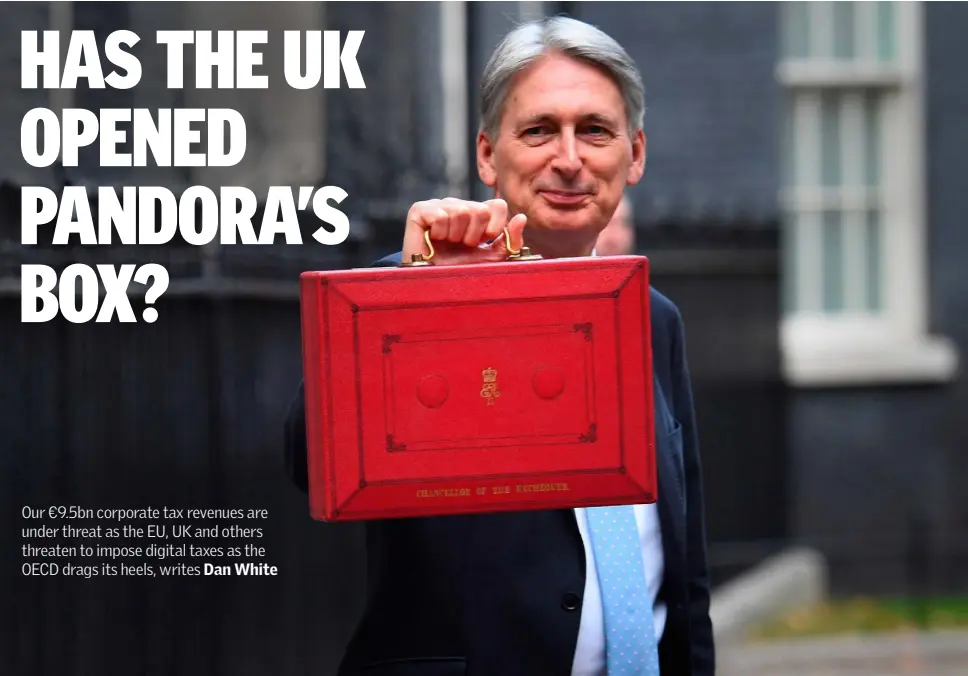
(504, 225), (542, 261)
(400, 230), (436, 267)
(398, 225), (543, 267)
(503, 226), (543, 261)
(504, 228), (521, 257)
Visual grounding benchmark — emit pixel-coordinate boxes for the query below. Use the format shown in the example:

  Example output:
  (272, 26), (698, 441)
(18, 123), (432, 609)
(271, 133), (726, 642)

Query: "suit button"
(561, 592), (581, 611)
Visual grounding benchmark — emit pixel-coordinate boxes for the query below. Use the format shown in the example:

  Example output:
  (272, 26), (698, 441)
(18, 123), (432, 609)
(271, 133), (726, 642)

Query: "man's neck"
(523, 228), (598, 259)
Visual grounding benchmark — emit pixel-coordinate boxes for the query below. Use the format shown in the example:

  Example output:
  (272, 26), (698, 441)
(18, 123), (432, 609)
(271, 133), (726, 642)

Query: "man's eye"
(584, 125), (607, 135)
(523, 126), (547, 136)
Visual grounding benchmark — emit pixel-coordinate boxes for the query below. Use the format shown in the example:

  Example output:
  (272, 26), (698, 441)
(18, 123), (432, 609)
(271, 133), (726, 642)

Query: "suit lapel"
(653, 375), (687, 566)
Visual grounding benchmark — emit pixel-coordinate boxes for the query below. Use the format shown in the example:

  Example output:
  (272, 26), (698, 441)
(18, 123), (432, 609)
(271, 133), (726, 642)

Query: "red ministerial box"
(298, 255), (657, 521)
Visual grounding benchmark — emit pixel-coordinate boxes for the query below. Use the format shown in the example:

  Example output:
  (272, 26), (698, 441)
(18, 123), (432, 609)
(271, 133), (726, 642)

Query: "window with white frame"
(777, 1), (957, 385)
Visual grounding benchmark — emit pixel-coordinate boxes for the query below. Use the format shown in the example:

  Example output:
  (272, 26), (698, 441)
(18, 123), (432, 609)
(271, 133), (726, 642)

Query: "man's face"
(478, 51), (646, 252)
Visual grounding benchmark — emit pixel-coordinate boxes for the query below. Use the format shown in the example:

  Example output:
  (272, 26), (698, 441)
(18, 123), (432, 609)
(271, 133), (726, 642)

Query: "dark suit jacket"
(284, 252), (715, 676)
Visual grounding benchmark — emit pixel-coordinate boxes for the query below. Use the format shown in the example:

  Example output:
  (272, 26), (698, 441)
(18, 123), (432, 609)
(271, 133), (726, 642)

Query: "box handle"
(400, 228), (542, 267)
(400, 230), (437, 267)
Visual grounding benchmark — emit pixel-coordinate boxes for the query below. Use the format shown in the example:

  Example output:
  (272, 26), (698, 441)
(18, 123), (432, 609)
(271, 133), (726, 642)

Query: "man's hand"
(402, 198), (528, 266)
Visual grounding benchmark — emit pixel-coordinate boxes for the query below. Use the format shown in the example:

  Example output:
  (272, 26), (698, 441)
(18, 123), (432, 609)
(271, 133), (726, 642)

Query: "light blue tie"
(585, 505), (660, 675)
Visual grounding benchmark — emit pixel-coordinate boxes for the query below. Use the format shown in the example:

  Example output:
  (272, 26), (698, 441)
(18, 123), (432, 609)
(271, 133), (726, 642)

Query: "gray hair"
(479, 16), (645, 139)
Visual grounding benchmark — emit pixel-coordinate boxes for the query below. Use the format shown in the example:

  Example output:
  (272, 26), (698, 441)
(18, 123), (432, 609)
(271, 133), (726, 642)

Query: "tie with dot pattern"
(585, 504), (660, 675)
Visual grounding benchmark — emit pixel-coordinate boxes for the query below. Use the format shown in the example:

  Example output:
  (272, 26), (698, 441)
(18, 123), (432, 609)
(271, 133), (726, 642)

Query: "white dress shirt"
(571, 247), (666, 675)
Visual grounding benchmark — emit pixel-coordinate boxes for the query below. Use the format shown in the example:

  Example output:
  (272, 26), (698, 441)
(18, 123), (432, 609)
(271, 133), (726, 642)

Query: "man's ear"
(626, 130), (647, 186)
(477, 130), (497, 188)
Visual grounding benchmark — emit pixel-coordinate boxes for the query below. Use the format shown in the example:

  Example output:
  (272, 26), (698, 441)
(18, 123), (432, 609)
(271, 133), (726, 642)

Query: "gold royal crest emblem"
(480, 367), (500, 405)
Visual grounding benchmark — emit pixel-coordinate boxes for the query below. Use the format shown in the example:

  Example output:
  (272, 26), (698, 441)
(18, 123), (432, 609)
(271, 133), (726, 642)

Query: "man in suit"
(285, 16), (715, 676)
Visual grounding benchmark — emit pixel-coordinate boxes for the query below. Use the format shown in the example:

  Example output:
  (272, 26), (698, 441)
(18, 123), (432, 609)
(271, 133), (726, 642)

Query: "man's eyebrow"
(516, 113), (555, 127)
(515, 112), (621, 127)
(582, 113), (620, 127)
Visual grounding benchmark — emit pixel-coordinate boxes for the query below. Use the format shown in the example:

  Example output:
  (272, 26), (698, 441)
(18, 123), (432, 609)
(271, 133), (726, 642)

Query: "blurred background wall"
(1, 2), (966, 674)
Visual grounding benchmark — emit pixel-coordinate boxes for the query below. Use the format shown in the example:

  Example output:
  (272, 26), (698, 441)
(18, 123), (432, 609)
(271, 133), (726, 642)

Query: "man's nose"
(550, 130), (582, 176)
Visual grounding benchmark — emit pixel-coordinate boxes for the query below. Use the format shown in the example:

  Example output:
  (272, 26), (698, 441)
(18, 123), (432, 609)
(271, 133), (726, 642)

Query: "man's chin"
(528, 204), (599, 233)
